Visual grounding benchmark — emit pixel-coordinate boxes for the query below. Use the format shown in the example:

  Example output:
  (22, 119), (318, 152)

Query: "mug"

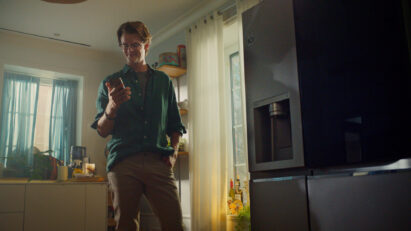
(57, 166), (68, 181)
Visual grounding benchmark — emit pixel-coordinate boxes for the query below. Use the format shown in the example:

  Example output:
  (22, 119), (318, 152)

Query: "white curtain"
(186, 12), (229, 231)
(186, 1), (261, 230)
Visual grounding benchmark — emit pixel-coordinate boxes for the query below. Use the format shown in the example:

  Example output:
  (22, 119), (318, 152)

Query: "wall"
(0, 30), (124, 176)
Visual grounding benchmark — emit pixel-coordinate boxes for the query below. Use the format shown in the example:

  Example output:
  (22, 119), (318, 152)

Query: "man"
(91, 21), (185, 231)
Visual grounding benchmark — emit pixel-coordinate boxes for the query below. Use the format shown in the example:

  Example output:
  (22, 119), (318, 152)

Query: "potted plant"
(235, 205), (251, 231)
(0, 148), (55, 179)
(0, 152), (31, 177)
(31, 149), (56, 180)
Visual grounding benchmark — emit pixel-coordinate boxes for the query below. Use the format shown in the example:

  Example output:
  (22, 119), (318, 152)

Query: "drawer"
(0, 185), (25, 212)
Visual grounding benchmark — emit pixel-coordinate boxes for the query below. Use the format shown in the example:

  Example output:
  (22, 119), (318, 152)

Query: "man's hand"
(163, 132), (181, 168)
(105, 82), (131, 117)
(163, 152), (178, 168)
(97, 81), (131, 137)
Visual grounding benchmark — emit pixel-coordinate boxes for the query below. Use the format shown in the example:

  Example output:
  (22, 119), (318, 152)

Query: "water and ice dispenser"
(254, 96), (292, 163)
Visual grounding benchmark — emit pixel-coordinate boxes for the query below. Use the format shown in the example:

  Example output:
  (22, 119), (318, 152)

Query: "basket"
(158, 52), (179, 67)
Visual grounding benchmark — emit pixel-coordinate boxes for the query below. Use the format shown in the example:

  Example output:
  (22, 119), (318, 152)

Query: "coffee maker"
(69, 146), (86, 169)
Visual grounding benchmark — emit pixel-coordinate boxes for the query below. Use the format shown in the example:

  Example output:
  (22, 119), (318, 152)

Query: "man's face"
(120, 32), (149, 65)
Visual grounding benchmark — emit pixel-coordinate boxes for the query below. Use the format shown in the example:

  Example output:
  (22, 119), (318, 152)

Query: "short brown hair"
(117, 21), (152, 52)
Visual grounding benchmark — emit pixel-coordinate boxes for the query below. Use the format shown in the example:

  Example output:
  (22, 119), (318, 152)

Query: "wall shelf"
(178, 151), (189, 156)
(157, 65), (186, 78)
(179, 108), (188, 116)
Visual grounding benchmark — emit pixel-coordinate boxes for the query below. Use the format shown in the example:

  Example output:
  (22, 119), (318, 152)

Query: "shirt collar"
(122, 64), (155, 75)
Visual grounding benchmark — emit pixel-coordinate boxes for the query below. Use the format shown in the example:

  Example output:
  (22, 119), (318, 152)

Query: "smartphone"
(108, 77), (125, 90)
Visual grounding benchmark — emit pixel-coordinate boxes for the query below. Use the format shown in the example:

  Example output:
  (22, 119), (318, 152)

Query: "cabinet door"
(85, 184), (107, 231)
(250, 177), (309, 231)
(0, 184), (25, 212)
(24, 184), (86, 231)
(0, 213), (24, 231)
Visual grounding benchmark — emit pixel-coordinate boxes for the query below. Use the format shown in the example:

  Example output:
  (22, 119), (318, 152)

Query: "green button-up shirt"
(91, 64), (186, 171)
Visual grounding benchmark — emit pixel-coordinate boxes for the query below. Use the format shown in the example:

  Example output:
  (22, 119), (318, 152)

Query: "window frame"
(1, 64), (83, 168)
(3, 64), (83, 146)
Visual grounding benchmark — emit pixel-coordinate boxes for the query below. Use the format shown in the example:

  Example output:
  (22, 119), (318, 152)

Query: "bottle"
(229, 178), (235, 200)
(177, 45), (187, 68)
(243, 180), (249, 207)
(178, 138), (186, 152)
(234, 175), (243, 203)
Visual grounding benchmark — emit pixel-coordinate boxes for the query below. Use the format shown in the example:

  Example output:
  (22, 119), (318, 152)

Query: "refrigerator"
(242, 0), (411, 230)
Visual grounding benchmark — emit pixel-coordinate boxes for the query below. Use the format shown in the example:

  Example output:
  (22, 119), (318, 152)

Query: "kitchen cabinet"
(0, 213), (24, 231)
(0, 184), (25, 231)
(0, 181), (107, 231)
(24, 183), (107, 231)
(0, 184), (25, 212)
(24, 184), (86, 231)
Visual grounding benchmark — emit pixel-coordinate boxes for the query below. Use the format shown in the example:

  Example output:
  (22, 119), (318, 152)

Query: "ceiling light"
(42, 0), (87, 4)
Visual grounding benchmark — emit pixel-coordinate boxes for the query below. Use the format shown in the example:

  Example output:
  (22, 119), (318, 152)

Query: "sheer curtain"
(186, 11), (230, 231)
(49, 79), (78, 165)
(0, 72), (39, 169)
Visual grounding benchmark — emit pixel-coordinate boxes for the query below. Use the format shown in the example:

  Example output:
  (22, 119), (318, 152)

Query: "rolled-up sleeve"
(91, 80), (108, 130)
(166, 80), (186, 137)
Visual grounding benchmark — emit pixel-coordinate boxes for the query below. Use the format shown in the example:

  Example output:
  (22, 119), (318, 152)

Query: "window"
(0, 65), (81, 177)
(34, 80), (53, 152)
(0, 73), (39, 171)
(224, 20), (249, 206)
(229, 52), (247, 181)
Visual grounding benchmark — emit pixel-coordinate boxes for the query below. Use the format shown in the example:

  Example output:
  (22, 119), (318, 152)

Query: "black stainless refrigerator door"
(243, 0), (304, 172)
(307, 171), (411, 231)
(293, 0), (411, 168)
(250, 176), (309, 230)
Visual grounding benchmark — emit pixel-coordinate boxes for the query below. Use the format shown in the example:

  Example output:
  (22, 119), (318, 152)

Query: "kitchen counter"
(0, 177), (107, 184)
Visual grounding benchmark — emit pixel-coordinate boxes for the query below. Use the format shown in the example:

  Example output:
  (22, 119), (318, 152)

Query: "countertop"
(0, 177), (107, 184)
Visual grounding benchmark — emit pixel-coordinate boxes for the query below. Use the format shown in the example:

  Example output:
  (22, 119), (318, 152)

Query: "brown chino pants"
(107, 152), (183, 231)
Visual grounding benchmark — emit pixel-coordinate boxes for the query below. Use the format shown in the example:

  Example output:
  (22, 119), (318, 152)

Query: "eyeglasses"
(120, 42), (143, 50)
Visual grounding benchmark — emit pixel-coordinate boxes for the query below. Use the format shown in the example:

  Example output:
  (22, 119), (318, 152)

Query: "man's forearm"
(97, 114), (114, 137)
(97, 104), (118, 137)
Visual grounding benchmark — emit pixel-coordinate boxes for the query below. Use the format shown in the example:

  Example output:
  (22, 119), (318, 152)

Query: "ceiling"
(0, 0), (207, 54)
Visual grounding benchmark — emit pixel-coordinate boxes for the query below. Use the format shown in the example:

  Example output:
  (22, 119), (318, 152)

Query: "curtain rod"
(217, 1), (236, 15)
(4, 69), (78, 82)
(188, 0), (236, 32)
